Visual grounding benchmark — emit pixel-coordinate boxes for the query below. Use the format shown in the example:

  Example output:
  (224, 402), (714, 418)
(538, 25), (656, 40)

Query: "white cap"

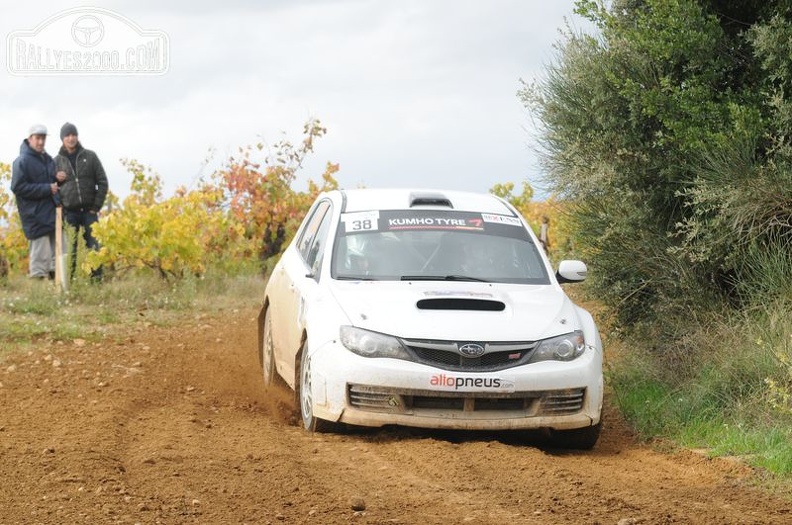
(28, 124), (48, 136)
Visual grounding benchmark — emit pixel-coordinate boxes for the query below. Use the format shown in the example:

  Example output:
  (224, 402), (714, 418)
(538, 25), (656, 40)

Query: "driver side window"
(305, 207), (334, 278)
(297, 201), (331, 263)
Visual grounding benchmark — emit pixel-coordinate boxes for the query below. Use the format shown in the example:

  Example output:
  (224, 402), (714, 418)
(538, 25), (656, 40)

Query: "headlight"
(340, 326), (411, 359)
(529, 331), (586, 363)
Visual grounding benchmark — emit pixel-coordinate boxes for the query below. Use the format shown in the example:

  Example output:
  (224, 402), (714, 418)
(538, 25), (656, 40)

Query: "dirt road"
(1, 307), (790, 524)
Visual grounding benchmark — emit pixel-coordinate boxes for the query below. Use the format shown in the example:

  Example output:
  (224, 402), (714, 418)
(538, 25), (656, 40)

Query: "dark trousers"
(64, 208), (102, 279)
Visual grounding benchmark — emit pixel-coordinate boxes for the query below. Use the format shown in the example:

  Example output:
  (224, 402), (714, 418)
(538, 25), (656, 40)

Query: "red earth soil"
(1, 307), (790, 524)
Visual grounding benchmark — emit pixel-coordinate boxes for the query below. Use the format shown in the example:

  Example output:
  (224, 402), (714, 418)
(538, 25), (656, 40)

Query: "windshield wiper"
(400, 275), (490, 283)
(335, 275), (376, 281)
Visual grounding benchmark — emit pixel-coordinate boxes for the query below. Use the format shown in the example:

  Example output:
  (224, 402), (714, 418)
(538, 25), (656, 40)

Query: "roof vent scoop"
(409, 192), (453, 208)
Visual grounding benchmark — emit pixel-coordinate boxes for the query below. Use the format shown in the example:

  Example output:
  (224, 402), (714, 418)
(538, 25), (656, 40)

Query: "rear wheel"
(298, 343), (335, 433)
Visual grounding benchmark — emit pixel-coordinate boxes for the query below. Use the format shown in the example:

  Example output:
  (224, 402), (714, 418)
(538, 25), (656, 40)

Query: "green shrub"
(609, 300), (792, 476)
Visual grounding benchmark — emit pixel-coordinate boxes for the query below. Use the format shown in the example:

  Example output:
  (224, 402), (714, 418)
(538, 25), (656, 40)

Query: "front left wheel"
(551, 421), (601, 450)
(260, 307), (276, 388)
(298, 343), (335, 433)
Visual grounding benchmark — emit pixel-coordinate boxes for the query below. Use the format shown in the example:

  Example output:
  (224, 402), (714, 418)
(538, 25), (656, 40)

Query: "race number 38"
(350, 219), (374, 231)
(342, 211), (380, 232)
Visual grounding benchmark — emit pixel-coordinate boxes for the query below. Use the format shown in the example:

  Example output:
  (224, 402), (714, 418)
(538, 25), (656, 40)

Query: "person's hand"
(50, 183), (58, 195)
(56, 171), (67, 183)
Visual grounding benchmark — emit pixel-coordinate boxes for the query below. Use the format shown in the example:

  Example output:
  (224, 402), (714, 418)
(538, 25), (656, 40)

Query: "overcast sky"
(1, 1), (588, 200)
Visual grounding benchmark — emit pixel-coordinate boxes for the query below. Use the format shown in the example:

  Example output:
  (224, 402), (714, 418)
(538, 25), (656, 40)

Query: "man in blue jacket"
(10, 124), (59, 280)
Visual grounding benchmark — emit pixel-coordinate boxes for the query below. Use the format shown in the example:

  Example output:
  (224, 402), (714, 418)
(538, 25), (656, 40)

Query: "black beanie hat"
(60, 122), (78, 140)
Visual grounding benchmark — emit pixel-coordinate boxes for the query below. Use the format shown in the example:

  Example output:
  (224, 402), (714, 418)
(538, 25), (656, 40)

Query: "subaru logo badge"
(458, 343), (485, 357)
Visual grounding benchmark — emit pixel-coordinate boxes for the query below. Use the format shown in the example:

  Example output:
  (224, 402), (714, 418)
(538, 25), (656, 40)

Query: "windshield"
(332, 209), (550, 284)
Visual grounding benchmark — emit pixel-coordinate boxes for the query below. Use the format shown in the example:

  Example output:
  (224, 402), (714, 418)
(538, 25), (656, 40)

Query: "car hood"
(328, 280), (580, 341)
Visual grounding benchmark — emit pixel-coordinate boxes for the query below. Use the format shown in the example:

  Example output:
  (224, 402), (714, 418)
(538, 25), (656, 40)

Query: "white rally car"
(258, 188), (603, 448)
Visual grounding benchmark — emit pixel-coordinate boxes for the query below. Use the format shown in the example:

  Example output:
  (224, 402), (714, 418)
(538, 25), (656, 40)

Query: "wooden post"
(55, 207), (65, 292)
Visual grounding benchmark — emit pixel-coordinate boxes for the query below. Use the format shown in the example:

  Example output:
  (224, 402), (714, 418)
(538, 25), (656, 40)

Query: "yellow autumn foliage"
(0, 163), (29, 276)
(84, 162), (246, 279)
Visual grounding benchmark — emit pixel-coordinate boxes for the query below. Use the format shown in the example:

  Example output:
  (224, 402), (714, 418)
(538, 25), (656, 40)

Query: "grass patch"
(608, 298), (792, 483)
(0, 270), (266, 358)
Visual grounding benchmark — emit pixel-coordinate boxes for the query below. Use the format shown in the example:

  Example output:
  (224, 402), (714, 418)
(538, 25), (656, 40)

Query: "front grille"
(348, 385), (586, 416)
(348, 386), (403, 411)
(402, 338), (537, 372)
(541, 389), (586, 415)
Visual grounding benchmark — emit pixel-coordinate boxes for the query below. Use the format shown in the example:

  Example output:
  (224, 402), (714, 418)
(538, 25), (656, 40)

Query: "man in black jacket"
(55, 122), (109, 280)
(11, 124), (59, 279)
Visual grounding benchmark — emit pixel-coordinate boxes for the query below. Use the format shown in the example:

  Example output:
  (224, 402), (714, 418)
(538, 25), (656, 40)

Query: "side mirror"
(556, 260), (588, 284)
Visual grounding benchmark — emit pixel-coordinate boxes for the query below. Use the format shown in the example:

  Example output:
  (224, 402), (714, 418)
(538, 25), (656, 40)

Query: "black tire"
(551, 422), (601, 450)
(260, 307), (276, 388)
(298, 343), (335, 433)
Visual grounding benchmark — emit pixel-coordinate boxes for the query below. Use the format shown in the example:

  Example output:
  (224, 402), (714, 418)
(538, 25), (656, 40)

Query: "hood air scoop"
(416, 298), (506, 311)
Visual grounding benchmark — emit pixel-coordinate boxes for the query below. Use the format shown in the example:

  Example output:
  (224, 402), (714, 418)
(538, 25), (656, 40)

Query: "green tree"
(523, 0), (792, 329)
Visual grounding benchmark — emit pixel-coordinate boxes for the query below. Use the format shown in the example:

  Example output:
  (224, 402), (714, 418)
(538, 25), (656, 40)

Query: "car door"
(274, 200), (333, 385)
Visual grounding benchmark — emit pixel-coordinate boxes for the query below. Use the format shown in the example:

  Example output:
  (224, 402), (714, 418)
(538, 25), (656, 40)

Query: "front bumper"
(307, 339), (603, 431)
